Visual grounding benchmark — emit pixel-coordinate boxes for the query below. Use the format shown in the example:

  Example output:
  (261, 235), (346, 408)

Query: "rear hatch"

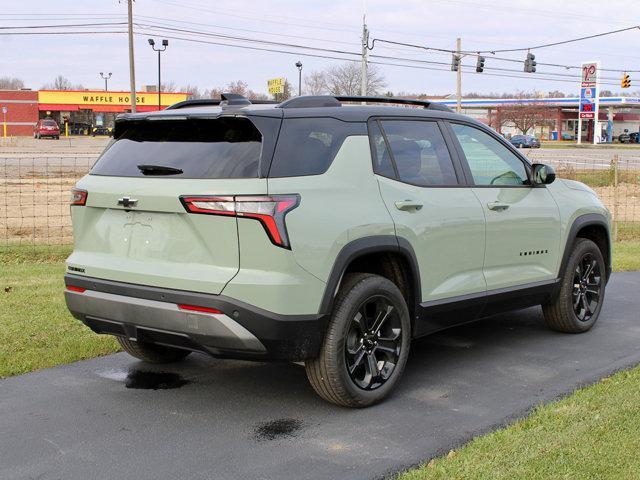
(67, 114), (280, 294)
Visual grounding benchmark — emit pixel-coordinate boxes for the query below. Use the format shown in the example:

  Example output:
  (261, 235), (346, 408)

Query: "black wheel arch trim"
(558, 213), (611, 284)
(318, 235), (421, 318)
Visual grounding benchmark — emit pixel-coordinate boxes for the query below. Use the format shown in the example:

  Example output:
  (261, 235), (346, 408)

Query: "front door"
(448, 122), (561, 290)
(370, 119), (487, 305)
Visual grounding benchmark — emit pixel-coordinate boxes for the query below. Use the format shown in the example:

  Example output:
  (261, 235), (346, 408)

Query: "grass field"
(0, 245), (118, 379)
(399, 365), (640, 480)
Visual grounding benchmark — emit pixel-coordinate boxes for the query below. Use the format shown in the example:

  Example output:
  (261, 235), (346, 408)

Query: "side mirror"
(532, 163), (556, 185)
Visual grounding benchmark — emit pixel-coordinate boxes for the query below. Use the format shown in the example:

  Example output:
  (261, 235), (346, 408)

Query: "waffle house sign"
(38, 90), (189, 112)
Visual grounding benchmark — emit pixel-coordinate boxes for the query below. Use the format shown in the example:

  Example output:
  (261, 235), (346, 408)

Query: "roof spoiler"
(166, 93), (278, 110)
(278, 95), (452, 111)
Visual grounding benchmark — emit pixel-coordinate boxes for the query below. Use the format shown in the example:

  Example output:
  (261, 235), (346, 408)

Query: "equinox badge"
(117, 197), (138, 208)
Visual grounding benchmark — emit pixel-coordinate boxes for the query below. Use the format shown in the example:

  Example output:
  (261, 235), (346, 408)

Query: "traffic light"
(475, 55), (485, 73)
(524, 52), (536, 73)
(451, 54), (460, 72)
(621, 73), (631, 88)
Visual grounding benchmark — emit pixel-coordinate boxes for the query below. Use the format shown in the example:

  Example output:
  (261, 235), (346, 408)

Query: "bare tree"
(499, 102), (554, 135)
(181, 84), (203, 99)
(226, 80), (249, 96)
(304, 71), (328, 95)
(325, 62), (386, 95)
(42, 75), (84, 90)
(0, 76), (25, 90)
(160, 81), (177, 92)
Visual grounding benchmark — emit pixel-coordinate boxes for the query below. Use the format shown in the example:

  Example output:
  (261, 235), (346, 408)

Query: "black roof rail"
(166, 93), (278, 110)
(278, 95), (452, 111)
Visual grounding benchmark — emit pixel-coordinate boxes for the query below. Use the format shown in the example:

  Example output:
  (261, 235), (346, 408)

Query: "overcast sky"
(2, 0), (639, 96)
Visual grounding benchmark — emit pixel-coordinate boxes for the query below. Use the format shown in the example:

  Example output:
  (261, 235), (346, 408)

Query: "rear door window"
(268, 118), (366, 177)
(372, 120), (459, 186)
(90, 117), (266, 178)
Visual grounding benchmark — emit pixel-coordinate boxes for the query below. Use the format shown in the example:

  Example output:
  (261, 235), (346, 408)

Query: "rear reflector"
(180, 194), (300, 248)
(178, 304), (223, 315)
(70, 188), (88, 206)
(66, 285), (86, 293)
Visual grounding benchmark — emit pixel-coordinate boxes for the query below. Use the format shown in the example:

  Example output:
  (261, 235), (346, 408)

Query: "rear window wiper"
(137, 164), (184, 175)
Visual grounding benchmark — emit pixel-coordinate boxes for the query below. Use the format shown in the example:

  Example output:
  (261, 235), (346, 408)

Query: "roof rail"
(278, 95), (451, 111)
(166, 93), (277, 110)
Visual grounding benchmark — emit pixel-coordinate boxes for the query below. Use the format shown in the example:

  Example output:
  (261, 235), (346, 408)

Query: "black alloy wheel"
(345, 295), (402, 390)
(572, 252), (602, 322)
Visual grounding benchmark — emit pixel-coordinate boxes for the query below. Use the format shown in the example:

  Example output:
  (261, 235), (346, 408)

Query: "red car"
(34, 119), (60, 139)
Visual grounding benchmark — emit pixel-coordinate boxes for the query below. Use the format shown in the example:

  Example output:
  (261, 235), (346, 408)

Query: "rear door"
(371, 118), (487, 306)
(67, 115), (279, 295)
(447, 122), (561, 290)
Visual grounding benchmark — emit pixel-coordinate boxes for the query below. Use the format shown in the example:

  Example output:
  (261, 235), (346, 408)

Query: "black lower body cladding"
(64, 274), (328, 361)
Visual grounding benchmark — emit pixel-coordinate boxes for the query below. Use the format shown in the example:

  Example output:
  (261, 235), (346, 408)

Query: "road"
(1, 272), (640, 480)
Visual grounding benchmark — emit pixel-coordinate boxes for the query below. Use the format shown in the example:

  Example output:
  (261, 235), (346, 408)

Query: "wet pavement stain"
(124, 370), (190, 390)
(253, 418), (303, 441)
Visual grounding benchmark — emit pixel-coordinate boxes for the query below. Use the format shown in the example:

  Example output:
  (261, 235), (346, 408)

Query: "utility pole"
(127, 0), (137, 113)
(360, 14), (369, 97)
(456, 37), (462, 113)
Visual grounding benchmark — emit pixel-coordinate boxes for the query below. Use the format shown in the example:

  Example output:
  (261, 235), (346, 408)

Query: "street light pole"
(99, 72), (112, 91)
(148, 39), (169, 110)
(295, 61), (303, 96)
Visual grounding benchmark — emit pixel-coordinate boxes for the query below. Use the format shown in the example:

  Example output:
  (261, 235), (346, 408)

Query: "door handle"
(487, 201), (510, 211)
(395, 200), (423, 211)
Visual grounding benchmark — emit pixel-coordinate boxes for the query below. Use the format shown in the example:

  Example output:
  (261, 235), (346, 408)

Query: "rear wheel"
(116, 337), (191, 363)
(305, 273), (411, 407)
(543, 238), (606, 333)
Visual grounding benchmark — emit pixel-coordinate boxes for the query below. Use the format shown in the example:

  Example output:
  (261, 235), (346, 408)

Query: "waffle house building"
(0, 89), (189, 136)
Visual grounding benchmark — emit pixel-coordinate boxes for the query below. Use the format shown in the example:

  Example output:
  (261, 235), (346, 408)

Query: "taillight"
(70, 188), (88, 206)
(180, 194), (300, 248)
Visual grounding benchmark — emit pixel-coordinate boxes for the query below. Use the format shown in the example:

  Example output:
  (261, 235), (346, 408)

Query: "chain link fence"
(1, 150), (639, 246)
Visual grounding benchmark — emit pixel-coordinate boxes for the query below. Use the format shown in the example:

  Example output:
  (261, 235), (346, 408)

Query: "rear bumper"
(64, 274), (327, 361)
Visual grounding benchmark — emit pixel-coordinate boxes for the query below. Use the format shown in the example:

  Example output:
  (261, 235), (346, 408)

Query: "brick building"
(0, 90), (39, 136)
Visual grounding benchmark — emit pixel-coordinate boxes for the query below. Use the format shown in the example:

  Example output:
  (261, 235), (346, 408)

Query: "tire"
(543, 238), (606, 333)
(116, 337), (191, 363)
(305, 273), (411, 408)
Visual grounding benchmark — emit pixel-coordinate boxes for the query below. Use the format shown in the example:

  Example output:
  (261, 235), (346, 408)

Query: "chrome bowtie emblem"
(117, 197), (138, 208)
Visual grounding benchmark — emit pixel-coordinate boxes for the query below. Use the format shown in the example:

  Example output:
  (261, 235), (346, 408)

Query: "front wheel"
(543, 238), (606, 333)
(117, 337), (191, 363)
(305, 273), (411, 407)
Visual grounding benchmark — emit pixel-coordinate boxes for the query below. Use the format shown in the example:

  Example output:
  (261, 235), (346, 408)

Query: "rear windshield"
(42, 120), (57, 126)
(90, 117), (263, 178)
(268, 118), (366, 177)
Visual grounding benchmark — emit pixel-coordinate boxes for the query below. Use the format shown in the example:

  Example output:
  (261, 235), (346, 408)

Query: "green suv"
(65, 94), (611, 407)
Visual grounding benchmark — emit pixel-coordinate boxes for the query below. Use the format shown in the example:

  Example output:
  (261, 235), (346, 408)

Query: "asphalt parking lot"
(1, 272), (640, 480)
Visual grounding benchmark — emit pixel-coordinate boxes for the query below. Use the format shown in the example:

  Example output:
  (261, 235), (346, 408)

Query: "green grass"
(399, 366), (640, 480)
(613, 240), (640, 271)
(0, 245), (119, 379)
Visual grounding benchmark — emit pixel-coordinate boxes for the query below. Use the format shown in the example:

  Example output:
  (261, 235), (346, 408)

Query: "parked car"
(628, 132), (639, 144)
(618, 132), (631, 144)
(561, 132), (575, 141)
(65, 94), (612, 407)
(509, 134), (541, 148)
(33, 118), (60, 139)
(91, 125), (113, 137)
